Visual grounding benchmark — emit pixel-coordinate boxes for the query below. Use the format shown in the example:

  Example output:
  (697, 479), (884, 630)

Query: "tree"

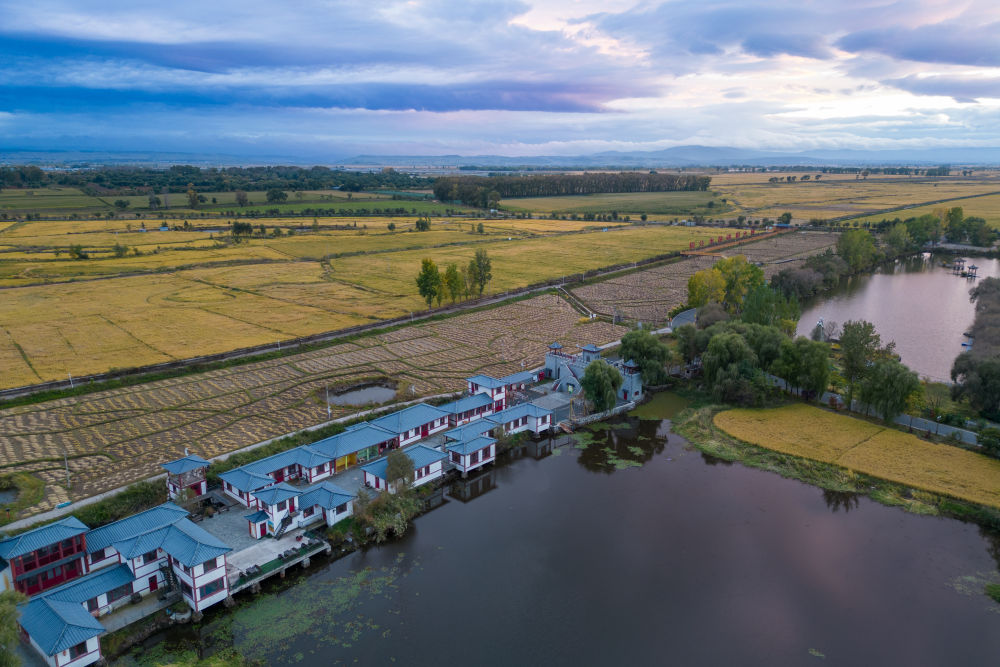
(114, 199), (130, 210)
(415, 258), (442, 308)
(714, 255), (764, 313)
(773, 337), (830, 400)
(0, 589), (26, 667)
(741, 284), (800, 331)
(618, 329), (672, 385)
(235, 190), (249, 207)
(837, 229), (876, 272)
(778, 212), (792, 225)
(186, 185), (198, 208)
(696, 302), (729, 329)
(113, 243), (129, 258)
(580, 359), (623, 413)
(839, 319), (894, 410)
(883, 223), (912, 255)
(470, 248), (492, 295)
(415, 216), (431, 231)
(858, 358), (919, 423)
(459, 263), (474, 298)
(266, 188), (288, 203)
(443, 263), (463, 302)
(384, 449), (415, 491)
(921, 380), (949, 419)
(387, 221), (396, 231)
(951, 354), (1000, 420)
(702, 332), (757, 386)
(687, 267), (726, 308)
(477, 222), (485, 234)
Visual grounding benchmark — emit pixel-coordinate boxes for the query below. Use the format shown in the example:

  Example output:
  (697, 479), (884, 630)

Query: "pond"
(328, 384), (397, 407)
(797, 254), (1000, 383)
(128, 403), (1000, 666)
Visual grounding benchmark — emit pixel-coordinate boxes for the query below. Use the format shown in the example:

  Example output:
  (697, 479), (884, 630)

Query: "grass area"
(0, 473), (45, 518)
(501, 191), (725, 216)
(715, 404), (1000, 509)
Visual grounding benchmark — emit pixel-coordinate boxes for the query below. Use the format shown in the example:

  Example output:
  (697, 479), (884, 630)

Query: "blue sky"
(1, 0), (999, 158)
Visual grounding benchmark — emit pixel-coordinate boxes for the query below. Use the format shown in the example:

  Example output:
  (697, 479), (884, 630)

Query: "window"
(180, 581), (193, 598)
(87, 597), (99, 612)
(198, 578), (225, 599)
(415, 467), (423, 479)
(69, 641), (89, 659)
(107, 582), (133, 602)
(471, 451), (479, 464)
(226, 482), (233, 492)
(142, 550), (158, 564)
(483, 445), (492, 458)
(202, 557), (218, 572)
(61, 538), (75, 550)
(335, 503), (348, 514)
(277, 500), (286, 512)
(451, 451), (461, 464)
(302, 507), (314, 518)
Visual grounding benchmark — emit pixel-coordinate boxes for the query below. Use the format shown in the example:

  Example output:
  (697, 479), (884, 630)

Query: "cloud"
(0, 0), (999, 156)
(837, 22), (1000, 67)
(883, 74), (1000, 102)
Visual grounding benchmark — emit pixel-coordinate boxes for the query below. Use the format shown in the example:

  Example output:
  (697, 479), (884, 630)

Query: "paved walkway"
(101, 591), (175, 632)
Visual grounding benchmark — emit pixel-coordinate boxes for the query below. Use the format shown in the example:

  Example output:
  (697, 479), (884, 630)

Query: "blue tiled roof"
(18, 597), (105, 656)
(438, 393), (493, 415)
(370, 404), (448, 435)
(147, 520), (231, 567)
(251, 482), (299, 507)
(218, 466), (274, 493)
(245, 510), (268, 524)
(361, 445), (446, 481)
(548, 342), (563, 349)
(311, 423), (395, 459)
(500, 370), (535, 385)
(446, 436), (496, 456)
(0, 516), (89, 560)
(85, 504), (187, 554)
(298, 482), (354, 510)
(580, 344), (600, 352)
(161, 454), (210, 475)
(466, 374), (505, 389)
(493, 402), (553, 423)
(443, 419), (498, 442)
(36, 564), (134, 605)
(85, 503), (230, 567)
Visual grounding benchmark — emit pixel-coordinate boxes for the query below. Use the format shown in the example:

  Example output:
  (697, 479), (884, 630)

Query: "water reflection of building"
(449, 469), (498, 503)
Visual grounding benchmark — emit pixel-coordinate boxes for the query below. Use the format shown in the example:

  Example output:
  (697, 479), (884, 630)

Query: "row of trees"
(432, 172), (711, 207)
(415, 249), (493, 308)
(952, 277), (1000, 420)
(0, 165), (432, 194)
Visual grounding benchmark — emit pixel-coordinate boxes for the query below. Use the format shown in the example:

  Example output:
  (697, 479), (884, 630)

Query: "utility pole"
(325, 385), (331, 419)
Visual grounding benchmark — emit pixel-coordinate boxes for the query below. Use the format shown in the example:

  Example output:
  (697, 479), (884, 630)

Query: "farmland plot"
(0, 294), (625, 519)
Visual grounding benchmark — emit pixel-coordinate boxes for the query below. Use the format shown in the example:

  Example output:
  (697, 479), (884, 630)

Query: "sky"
(1, 0), (1000, 159)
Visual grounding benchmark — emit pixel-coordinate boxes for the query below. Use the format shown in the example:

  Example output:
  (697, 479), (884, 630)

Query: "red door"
(421, 424), (429, 437)
(274, 469), (284, 482)
(148, 575), (158, 592)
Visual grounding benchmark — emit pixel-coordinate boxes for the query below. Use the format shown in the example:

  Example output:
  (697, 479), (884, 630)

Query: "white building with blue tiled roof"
(18, 502), (232, 667)
(446, 436), (497, 477)
(361, 444), (447, 493)
(160, 452), (210, 501)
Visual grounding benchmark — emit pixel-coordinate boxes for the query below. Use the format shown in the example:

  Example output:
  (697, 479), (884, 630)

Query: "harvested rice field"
(570, 231), (836, 324)
(715, 404), (1000, 509)
(0, 294), (625, 519)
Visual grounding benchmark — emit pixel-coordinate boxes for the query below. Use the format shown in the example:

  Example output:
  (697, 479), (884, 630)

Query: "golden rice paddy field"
(709, 173), (1000, 223)
(851, 193), (1000, 229)
(501, 191), (723, 216)
(0, 221), (721, 388)
(715, 404), (1000, 509)
(0, 294), (625, 518)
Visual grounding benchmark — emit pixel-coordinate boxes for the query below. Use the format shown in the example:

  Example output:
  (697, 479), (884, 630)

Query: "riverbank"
(673, 395), (1000, 527)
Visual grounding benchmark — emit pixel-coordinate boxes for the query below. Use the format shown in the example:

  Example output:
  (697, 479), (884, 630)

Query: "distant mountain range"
(348, 145), (1000, 168)
(4, 145), (1000, 169)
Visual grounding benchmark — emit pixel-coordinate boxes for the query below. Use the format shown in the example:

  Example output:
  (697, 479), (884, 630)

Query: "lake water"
(328, 384), (397, 407)
(132, 407), (1000, 666)
(797, 254), (1000, 383)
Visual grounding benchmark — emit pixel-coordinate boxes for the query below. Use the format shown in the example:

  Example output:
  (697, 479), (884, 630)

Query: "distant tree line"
(432, 172), (711, 207)
(0, 165), (433, 194)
